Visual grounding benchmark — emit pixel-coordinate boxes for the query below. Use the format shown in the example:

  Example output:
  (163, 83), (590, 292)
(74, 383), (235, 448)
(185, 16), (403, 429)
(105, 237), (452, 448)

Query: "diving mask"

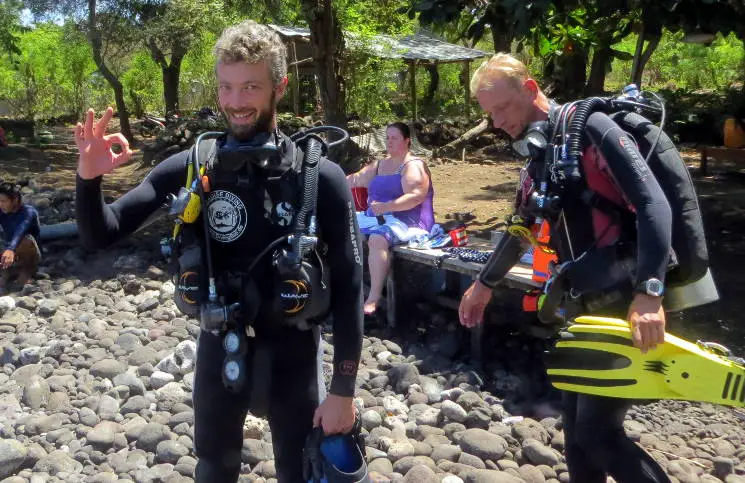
(217, 131), (281, 170)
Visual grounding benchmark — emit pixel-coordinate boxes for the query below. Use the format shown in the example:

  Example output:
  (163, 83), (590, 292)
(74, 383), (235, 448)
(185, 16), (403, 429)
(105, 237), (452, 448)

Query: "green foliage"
(122, 51), (163, 117)
(58, 23), (97, 119)
(179, 30), (220, 112)
(334, 0), (418, 123)
(530, 4), (591, 58)
(139, 0), (225, 44)
(2, 0), (743, 125)
(0, 22), (103, 120)
(343, 53), (403, 123)
(607, 30), (744, 91)
(415, 62), (470, 117)
(0, 0), (25, 58)
(337, 0), (414, 37)
(224, 0), (304, 25)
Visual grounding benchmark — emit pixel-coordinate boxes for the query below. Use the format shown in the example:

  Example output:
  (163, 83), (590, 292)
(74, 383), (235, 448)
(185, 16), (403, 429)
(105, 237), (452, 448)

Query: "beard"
(223, 92), (276, 142)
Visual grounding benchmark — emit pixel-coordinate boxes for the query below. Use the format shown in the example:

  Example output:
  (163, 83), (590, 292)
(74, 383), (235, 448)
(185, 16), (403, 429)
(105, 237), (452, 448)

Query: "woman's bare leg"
(364, 234), (390, 315)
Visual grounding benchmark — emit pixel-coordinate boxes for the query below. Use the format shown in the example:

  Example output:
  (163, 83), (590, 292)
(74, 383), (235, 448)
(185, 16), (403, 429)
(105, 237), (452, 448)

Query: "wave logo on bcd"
(177, 271), (200, 305)
(207, 190), (247, 242)
(279, 279), (310, 314)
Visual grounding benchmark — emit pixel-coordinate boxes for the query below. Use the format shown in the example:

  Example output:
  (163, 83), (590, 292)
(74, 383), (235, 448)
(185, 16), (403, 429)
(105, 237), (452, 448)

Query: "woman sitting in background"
(347, 122), (434, 315)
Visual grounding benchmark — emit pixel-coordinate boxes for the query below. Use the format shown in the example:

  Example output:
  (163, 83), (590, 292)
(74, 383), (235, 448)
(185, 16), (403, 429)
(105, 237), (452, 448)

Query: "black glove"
(350, 415), (366, 459)
(303, 426), (326, 482)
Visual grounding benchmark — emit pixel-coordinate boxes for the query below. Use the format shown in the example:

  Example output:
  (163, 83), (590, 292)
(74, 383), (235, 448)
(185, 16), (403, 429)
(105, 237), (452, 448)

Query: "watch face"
(647, 278), (664, 296)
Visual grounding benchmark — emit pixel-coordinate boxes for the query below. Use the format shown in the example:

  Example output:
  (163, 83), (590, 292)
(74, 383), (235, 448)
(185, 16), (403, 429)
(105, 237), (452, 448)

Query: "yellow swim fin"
(545, 316), (745, 407)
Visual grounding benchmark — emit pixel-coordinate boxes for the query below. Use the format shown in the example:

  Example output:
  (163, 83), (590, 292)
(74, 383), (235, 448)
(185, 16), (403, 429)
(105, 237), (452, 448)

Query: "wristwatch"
(635, 278), (664, 297)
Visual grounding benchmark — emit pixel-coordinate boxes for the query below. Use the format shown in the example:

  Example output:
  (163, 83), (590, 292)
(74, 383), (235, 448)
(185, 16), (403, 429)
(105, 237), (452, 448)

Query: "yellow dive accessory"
(169, 163), (206, 239)
(545, 316), (745, 407)
(506, 221), (556, 254)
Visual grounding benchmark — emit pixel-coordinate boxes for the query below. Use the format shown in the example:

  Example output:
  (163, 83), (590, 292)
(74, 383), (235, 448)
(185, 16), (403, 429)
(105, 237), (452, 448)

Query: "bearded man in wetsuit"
(458, 53), (673, 483)
(74, 20), (363, 482)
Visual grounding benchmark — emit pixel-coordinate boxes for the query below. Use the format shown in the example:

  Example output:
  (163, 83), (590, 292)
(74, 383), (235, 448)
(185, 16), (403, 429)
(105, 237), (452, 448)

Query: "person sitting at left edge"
(74, 20), (364, 482)
(0, 181), (41, 293)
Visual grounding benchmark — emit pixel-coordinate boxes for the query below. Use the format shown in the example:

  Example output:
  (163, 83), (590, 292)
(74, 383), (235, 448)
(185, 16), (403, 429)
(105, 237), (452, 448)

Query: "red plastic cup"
(351, 187), (368, 211)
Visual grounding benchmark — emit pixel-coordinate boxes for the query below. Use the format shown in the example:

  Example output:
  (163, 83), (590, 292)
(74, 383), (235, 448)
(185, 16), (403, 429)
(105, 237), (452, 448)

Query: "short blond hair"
(214, 20), (287, 86)
(470, 53), (530, 95)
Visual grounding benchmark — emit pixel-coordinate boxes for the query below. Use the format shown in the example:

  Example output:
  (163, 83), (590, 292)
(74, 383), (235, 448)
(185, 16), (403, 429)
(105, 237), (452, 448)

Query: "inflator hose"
(193, 131), (224, 300)
(564, 97), (611, 183)
(291, 136), (322, 266)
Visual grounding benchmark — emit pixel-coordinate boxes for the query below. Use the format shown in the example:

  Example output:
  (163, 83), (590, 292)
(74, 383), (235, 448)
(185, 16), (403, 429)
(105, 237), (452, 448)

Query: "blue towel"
(520, 246), (535, 265)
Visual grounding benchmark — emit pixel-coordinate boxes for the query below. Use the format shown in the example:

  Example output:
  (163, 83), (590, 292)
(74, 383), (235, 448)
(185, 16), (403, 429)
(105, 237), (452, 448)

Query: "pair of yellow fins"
(545, 316), (745, 408)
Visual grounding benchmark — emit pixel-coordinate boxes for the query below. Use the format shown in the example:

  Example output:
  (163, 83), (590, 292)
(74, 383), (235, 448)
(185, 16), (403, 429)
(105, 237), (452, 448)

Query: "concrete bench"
(384, 236), (541, 359)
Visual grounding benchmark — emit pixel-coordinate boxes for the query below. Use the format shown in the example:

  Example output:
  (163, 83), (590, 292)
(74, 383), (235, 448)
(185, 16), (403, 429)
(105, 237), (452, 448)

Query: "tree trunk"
(632, 32), (660, 88)
(302, 0), (347, 130)
(434, 118), (489, 157)
(544, 46), (588, 100)
(23, 64), (36, 121)
(585, 46), (613, 96)
(162, 62), (182, 115)
(129, 87), (144, 119)
(148, 39), (187, 115)
(423, 62), (439, 106)
(88, 0), (132, 142)
(489, 21), (512, 53)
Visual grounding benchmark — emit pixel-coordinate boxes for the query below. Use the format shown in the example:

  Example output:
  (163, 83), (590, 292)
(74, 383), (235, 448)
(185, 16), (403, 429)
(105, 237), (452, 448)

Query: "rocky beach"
(0, 168), (744, 483)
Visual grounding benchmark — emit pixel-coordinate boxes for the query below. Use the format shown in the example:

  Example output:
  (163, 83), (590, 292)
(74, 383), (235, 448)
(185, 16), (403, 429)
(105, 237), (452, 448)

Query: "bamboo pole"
(463, 60), (471, 121)
(291, 41), (300, 116)
(409, 61), (417, 122)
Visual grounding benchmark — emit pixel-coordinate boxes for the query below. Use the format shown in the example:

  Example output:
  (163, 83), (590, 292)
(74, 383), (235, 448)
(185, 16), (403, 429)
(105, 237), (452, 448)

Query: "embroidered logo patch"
(207, 190), (247, 242)
(338, 360), (359, 376)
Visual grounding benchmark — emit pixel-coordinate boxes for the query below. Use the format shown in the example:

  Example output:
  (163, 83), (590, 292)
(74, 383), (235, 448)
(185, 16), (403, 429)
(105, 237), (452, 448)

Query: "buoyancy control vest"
(164, 128), (348, 332)
(516, 86), (717, 313)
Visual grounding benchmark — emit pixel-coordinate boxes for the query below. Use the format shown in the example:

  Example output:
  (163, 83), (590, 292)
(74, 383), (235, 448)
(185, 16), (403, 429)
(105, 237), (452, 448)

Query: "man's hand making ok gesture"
(74, 107), (133, 180)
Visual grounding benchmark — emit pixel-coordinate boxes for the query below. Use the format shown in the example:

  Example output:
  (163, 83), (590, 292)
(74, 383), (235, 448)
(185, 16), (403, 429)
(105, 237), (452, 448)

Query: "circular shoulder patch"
(206, 190), (248, 242)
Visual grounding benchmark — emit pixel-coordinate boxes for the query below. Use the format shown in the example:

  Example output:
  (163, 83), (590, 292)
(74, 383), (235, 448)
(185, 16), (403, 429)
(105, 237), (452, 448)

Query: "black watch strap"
(635, 278), (664, 297)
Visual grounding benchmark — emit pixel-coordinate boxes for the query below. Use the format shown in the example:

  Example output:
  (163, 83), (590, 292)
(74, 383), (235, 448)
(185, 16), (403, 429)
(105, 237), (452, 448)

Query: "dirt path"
(0, 145), (150, 198)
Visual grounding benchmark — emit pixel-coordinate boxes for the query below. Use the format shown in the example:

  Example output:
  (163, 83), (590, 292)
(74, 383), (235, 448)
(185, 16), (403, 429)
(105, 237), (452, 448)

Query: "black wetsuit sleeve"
(76, 151), (189, 249)
(317, 158), (364, 397)
(478, 234), (526, 289)
(585, 111), (672, 285)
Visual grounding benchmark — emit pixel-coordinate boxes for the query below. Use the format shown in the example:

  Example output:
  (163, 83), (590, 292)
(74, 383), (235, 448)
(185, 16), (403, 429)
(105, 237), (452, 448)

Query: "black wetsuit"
(479, 111), (673, 483)
(76, 134), (364, 482)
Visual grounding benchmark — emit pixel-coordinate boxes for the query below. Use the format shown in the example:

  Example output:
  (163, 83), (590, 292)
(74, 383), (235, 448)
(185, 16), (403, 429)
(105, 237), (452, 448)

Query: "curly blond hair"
(470, 53), (530, 94)
(214, 20), (287, 86)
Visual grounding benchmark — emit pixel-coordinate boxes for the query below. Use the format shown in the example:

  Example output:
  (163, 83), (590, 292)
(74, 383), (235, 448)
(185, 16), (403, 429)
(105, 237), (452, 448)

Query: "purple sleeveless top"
(366, 159), (435, 231)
